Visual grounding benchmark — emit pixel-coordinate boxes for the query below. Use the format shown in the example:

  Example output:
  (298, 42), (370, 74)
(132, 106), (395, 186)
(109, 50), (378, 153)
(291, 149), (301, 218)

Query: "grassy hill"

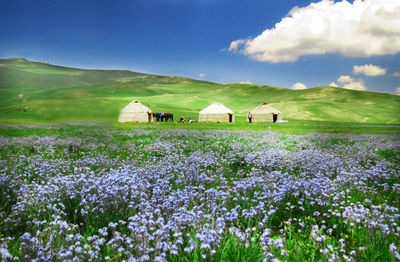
(0, 58), (399, 123)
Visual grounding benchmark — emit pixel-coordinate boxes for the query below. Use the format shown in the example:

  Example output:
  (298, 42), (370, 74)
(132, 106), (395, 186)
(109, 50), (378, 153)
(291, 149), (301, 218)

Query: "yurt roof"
(199, 102), (234, 114)
(250, 103), (281, 114)
(120, 101), (152, 113)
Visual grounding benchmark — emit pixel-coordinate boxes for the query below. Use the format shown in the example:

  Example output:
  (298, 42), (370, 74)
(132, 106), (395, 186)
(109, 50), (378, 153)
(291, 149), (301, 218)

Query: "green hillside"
(0, 58), (399, 123)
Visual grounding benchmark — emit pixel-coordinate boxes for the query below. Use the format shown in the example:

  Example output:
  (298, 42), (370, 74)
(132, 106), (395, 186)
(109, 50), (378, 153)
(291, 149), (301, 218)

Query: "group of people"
(153, 112), (174, 122)
(152, 112), (195, 123)
(155, 112), (253, 123)
(179, 116), (194, 123)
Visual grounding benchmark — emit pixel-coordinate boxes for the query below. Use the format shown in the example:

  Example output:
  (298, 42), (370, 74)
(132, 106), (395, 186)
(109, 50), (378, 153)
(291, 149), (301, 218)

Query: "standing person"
(248, 112), (252, 123)
(160, 112), (164, 122)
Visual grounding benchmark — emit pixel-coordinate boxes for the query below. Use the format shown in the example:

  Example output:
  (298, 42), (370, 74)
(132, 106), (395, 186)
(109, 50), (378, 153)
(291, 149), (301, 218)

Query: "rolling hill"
(0, 58), (399, 123)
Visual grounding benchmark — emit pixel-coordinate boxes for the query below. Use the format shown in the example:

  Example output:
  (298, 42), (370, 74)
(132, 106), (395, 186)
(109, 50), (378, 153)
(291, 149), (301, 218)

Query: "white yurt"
(199, 102), (234, 123)
(118, 101), (153, 123)
(249, 103), (282, 123)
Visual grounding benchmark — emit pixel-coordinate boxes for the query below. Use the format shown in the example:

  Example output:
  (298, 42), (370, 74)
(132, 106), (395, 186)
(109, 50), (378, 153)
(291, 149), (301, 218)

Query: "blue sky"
(1, 0), (399, 94)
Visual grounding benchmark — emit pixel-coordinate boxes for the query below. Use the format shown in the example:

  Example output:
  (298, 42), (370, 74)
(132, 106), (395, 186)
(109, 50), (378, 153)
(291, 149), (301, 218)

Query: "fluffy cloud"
(336, 75), (366, 91)
(393, 72), (400, 77)
(199, 73), (206, 78)
(228, 40), (246, 53)
(239, 80), (253, 84)
(229, 0), (400, 63)
(353, 64), (386, 76)
(337, 75), (354, 84)
(396, 87), (400, 94)
(341, 81), (366, 91)
(291, 82), (307, 90)
(329, 82), (338, 87)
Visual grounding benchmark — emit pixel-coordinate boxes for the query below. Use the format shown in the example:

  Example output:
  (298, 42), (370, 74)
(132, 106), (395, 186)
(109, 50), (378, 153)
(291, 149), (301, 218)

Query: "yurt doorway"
(273, 114), (278, 122)
(229, 114), (233, 123)
(148, 113), (152, 122)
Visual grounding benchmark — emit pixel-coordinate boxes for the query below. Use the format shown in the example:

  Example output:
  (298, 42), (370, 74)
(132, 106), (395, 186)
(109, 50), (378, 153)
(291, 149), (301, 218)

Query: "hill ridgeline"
(0, 58), (399, 123)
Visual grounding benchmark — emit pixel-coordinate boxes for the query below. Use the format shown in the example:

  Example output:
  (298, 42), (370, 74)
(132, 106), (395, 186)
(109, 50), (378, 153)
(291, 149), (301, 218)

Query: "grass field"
(1, 120), (399, 136)
(0, 124), (399, 261)
(112, 120), (400, 135)
(1, 58), (399, 124)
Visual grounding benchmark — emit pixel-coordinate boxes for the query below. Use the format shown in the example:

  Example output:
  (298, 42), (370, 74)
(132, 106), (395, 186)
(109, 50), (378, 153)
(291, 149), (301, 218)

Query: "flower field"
(0, 125), (399, 261)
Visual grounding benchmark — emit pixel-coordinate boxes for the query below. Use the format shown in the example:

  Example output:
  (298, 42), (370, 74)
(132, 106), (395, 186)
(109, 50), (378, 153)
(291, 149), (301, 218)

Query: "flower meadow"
(0, 125), (399, 261)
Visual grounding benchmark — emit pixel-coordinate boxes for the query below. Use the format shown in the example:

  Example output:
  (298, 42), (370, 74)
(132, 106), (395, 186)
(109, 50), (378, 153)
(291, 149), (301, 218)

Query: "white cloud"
(329, 82), (338, 87)
(239, 80), (253, 84)
(393, 72), (400, 77)
(396, 87), (400, 94)
(229, 0), (400, 63)
(291, 82), (307, 90)
(336, 75), (366, 91)
(342, 81), (366, 91)
(337, 75), (354, 84)
(199, 73), (206, 78)
(228, 39), (246, 53)
(353, 64), (386, 76)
